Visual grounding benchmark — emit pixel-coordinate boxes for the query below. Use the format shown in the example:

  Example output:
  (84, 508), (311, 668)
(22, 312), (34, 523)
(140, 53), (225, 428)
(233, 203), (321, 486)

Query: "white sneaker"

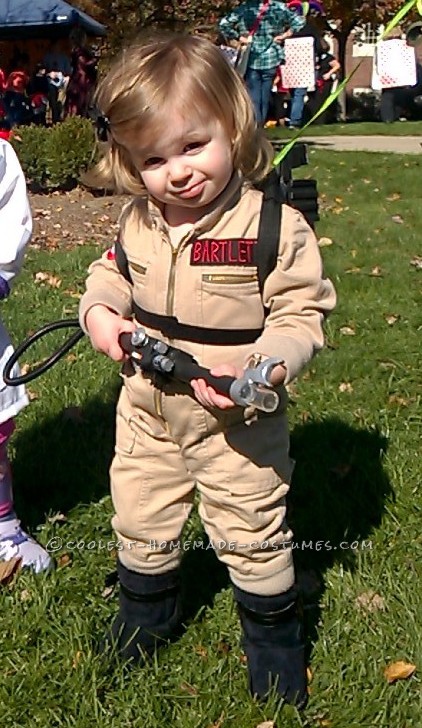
(0, 518), (53, 573)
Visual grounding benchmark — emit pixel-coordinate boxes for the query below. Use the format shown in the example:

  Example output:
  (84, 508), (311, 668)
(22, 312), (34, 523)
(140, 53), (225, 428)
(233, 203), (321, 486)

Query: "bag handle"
(249, 0), (271, 37)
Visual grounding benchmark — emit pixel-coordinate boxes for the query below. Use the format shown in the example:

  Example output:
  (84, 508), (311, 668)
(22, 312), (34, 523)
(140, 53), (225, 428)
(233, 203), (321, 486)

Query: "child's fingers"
(191, 379), (235, 409)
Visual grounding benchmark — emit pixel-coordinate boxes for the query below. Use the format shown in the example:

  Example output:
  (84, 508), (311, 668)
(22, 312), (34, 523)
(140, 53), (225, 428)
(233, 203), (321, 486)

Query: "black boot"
(233, 584), (307, 708)
(103, 561), (182, 664)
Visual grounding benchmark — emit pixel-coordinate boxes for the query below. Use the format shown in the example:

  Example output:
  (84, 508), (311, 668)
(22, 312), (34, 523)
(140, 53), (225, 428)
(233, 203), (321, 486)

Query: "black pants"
(380, 89), (398, 123)
(48, 84), (62, 124)
(308, 81), (333, 124)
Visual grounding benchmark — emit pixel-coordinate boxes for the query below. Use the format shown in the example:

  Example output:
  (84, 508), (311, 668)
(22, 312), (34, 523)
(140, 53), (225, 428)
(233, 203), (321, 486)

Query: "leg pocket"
(114, 412), (137, 455)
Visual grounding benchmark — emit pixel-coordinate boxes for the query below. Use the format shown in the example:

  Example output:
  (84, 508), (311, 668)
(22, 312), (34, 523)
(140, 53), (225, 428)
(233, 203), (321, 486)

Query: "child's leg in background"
(0, 418), (52, 572)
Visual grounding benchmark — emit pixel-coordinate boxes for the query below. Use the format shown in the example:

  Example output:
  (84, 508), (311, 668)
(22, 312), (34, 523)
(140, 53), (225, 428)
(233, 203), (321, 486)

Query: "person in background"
(65, 33), (98, 118)
(3, 60), (31, 127)
(309, 38), (340, 124)
(219, 0), (305, 125)
(43, 40), (71, 124)
(27, 63), (49, 126)
(0, 140), (53, 572)
(288, 13), (323, 128)
(379, 27), (406, 123)
(267, 64), (290, 125)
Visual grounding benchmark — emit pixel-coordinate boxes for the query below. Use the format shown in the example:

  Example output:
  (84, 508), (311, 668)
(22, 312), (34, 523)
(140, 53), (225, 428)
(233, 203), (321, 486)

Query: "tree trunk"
(326, 21), (358, 122)
(337, 31), (349, 121)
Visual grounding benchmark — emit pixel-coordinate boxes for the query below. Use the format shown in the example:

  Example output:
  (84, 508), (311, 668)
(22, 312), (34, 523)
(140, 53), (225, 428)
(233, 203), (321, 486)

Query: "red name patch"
(190, 238), (257, 265)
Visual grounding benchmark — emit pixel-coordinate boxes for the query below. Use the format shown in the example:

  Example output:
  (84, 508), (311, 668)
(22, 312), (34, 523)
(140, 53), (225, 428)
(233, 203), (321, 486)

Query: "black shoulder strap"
(114, 236), (133, 284)
(255, 169), (283, 296)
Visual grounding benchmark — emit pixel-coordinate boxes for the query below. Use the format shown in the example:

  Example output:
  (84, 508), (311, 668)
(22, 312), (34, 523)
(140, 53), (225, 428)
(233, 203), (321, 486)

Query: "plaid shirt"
(219, 0), (305, 70)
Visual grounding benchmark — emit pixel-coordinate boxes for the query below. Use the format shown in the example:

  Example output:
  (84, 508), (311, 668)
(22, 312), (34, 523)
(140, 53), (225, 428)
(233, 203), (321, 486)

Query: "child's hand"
(191, 361), (287, 410)
(85, 304), (136, 362)
(191, 363), (245, 410)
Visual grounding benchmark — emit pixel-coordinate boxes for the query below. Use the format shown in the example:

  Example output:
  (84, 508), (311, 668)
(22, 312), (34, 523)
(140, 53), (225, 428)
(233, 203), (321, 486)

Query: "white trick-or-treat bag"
(282, 37), (315, 90)
(372, 39), (417, 89)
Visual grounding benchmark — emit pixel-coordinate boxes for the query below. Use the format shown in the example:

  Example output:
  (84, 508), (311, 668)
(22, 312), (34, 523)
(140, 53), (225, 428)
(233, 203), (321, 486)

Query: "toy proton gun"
(3, 320), (281, 413)
(119, 328), (281, 413)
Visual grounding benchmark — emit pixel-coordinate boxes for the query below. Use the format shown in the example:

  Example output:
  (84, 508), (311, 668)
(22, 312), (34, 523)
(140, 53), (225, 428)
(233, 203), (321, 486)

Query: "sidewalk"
(299, 135), (422, 154)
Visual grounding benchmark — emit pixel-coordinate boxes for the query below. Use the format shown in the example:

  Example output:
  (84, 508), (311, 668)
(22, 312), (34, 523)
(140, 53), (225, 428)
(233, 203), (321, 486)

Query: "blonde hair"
(86, 32), (274, 194)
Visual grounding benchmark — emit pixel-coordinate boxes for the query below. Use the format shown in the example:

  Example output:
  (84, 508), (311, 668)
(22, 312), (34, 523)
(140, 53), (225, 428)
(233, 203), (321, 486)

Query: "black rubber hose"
(3, 319), (84, 386)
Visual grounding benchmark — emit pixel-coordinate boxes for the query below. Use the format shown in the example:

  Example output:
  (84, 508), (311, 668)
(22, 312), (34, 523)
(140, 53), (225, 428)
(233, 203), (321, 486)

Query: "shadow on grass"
(11, 386), (119, 527)
(177, 416), (392, 628)
(288, 416), (391, 651)
(11, 406), (391, 646)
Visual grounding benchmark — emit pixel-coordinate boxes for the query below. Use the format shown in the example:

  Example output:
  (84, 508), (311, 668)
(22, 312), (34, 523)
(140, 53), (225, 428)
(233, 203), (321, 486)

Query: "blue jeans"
(290, 87), (307, 127)
(245, 67), (277, 125)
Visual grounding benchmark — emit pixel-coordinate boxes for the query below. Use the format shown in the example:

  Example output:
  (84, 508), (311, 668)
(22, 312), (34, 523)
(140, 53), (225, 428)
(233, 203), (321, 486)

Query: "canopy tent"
(0, 0), (106, 40)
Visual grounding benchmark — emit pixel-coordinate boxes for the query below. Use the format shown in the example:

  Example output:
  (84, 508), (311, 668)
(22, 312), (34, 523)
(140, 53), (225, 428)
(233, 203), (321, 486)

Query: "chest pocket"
(200, 268), (265, 330)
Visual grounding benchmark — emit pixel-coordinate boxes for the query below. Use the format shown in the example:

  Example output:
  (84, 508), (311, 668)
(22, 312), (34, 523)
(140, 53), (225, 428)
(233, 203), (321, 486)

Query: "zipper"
(202, 273), (258, 284)
(166, 247), (179, 314)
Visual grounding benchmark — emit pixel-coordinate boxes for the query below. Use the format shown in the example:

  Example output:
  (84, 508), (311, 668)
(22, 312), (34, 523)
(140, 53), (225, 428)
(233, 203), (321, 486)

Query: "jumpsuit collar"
(146, 171), (246, 240)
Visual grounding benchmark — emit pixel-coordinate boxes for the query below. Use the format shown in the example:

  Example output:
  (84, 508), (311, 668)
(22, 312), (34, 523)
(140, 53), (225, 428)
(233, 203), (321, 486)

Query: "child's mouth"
(177, 181), (205, 199)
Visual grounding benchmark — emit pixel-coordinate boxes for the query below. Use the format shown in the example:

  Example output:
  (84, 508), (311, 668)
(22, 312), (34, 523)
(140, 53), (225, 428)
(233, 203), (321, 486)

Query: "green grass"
(266, 119), (422, 137)
(1, 150), (421, 727)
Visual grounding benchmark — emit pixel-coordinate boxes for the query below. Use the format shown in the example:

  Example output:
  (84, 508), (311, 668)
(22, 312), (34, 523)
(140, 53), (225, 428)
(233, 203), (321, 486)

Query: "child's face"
(131, 116), (233, 223)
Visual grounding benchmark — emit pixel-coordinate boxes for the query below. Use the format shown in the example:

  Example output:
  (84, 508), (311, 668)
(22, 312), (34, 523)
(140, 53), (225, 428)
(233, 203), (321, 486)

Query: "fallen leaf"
(370, 266), (383, 277)
(255, 722), (275, 728)
(339, 382), (353, 393)
(216, 640), (231, 655)
(345, 267), (361, 274)
(355, 590), (385, 612)
(384, 314), (400, 326)
(180, 681), (198, 695)
(340, 326), (355, 336)
(410, 256), (422, 270)
(194, 644), (208, 658)
(383, 660), (416, 683)
(57, 553), (72, 568)
(206, 712), (225, 728)
(47, 513), (67, 525)
(0, 557), (22, 584)
(34, 271), (62, 288)
(20, 589), (31, 601)
(307, 666), (313, 683)
(386, 192), (401, 201)
(388, 395), (414, 407)
(391, 215), (404, 224)
(72, 650), (83, 668)
(34, 271), (50, 282)
(101, 584), (116, 599)
(318, 236), (333, 247)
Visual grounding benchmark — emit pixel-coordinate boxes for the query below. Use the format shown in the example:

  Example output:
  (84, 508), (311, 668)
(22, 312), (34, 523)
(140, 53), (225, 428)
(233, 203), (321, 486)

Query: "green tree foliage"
(321, 0), (412, 77)
(67, 0), (235, 49)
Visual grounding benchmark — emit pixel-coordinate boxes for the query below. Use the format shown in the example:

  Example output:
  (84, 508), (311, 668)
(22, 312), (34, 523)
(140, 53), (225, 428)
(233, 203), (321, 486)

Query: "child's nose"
(168, 157), (192, 182)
